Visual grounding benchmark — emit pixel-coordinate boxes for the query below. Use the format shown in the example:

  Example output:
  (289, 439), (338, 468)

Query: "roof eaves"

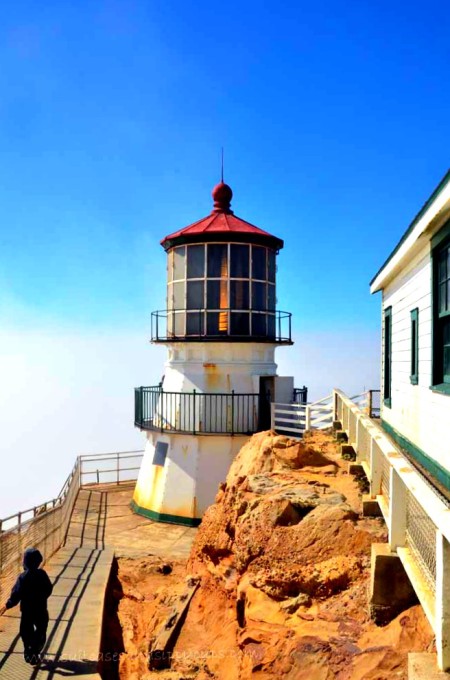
(370, 169), (450, 289)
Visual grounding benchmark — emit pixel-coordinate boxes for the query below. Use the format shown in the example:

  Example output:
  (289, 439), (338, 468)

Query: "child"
(6, 547), (53, 664)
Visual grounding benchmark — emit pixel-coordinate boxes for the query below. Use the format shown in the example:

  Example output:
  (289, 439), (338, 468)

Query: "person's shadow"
(39, 657), (98, 676)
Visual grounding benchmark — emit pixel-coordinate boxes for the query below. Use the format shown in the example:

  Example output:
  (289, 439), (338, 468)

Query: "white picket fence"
(271, 391), (369, 439)
(333, 388), (450, 671)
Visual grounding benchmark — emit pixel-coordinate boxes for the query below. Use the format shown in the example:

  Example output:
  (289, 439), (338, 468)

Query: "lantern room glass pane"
(207, 280), (220, 309)
(167, 249), (174, 283)
(268, 250), (276, 282)
(252, 282), (266, 311)
(173, 246), (185, 280)
(268, 284), (275, 311)
(187, 281), (204, 310)
(187, 245), (205, 279)
(230, 280), (249, 310)
(207, 312), (228, 335)
(173, 281), (185, 310)
(187, 312), (204, 335)
(207, 244), (228, 278)
(230, 244), (249, 278)
(252, 313), (266, 336)
(267, 314), (276, 338)
(231, 313), (249, 335)
(174, 312), (185, 336)
(167, 283), (173, 310)
(252, 246), (266, 280)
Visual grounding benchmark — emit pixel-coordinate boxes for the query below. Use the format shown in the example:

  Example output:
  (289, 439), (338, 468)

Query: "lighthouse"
(132, 180), (296, 526)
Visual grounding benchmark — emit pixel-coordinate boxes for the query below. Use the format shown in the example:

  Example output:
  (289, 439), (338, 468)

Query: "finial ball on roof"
(212, 181), (233, 214)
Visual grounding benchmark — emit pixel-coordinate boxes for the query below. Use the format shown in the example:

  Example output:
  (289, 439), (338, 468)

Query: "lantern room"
(151, 181), (291, 344)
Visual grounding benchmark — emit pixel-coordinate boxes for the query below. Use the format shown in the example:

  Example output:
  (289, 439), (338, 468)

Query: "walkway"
(0, 484), (197, 678)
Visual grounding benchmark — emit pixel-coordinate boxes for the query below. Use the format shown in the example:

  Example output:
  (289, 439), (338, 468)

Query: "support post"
(388, 468), (407, 551)
(435, 531), (450, 671)
(369, 436), (382, 498)
(354, 411), (360, 456)
(270, 402), (275, 431)
(231, 390), (235, 436)
(305, 405), (311, 431)
(332, 389), (338, 421)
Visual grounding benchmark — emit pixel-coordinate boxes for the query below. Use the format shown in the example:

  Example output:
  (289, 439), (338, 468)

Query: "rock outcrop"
(114, 430), (435, 680)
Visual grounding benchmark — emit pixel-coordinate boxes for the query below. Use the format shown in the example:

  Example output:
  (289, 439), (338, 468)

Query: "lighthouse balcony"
(150, 308), (293, 343)
(134, 386), (262, 435)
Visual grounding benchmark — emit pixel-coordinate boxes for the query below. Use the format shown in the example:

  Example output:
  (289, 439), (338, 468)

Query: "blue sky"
(0, 0), (449, 513)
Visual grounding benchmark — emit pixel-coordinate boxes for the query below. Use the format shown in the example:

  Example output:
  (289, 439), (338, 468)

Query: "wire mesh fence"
(380, 449), (391, 502)
(406, 491), (437, 593)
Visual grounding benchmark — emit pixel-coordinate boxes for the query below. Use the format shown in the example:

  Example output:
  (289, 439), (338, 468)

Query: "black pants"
(20, 609), (49, 660)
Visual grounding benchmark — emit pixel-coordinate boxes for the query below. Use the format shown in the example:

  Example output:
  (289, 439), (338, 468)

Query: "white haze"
(0, 326), (379, 517)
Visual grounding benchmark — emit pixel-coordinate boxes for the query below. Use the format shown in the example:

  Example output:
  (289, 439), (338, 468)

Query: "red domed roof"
(161, 182), (284, 251)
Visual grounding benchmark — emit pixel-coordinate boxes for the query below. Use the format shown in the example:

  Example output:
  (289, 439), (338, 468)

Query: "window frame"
(431, 221), (450, 393)
(383, 306), (392, 408)
(410, 308), (419, 385)
(166, 241), (277, 338)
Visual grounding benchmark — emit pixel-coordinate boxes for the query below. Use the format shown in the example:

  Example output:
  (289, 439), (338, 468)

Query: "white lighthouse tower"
(132, 180), (297, 526)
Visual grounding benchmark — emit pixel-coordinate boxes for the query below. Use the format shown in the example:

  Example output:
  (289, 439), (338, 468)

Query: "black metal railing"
(151, 308), (292, 343)
(135, 386), (260, 435)
(293, 386), (308, 404)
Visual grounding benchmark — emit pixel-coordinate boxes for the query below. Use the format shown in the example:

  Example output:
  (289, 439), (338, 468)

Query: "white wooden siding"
(381, 241), (450, 474)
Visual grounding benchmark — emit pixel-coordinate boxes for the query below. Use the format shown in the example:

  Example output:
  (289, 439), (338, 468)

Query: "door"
(258, 377), (274, 431)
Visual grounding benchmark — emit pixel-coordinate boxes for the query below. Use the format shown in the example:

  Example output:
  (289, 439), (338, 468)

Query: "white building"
(132, 180), (299, 526)
(370, 169), (450, 493)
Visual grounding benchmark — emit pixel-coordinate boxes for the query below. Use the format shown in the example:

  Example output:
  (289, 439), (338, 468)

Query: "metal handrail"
(0, 449), (143, 611)
(292, 386), (308, 404)
(135, 386), (260, 435)
(150, 308), (293, 343)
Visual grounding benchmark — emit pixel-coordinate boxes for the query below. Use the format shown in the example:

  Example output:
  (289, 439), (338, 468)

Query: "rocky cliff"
(114, 430), (435, 679)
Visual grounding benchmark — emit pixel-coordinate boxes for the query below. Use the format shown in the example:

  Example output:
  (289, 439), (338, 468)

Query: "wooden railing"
(271, 393), (335, 438)
(0, 450), (143, 613)
(333, 388), (450, 671)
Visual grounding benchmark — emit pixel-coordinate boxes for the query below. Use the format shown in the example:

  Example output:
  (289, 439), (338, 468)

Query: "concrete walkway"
(0, 484), (197, 679)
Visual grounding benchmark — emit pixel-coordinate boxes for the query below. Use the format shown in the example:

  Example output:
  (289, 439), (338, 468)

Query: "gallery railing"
(135, 386), (259, 435)
(0, 450), (143, 613)
(150, 308), (292, 344)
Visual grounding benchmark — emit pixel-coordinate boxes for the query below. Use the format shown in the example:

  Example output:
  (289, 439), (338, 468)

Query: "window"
(410, 308), (419, 385)
(432, 231), (450, 388)
(186, 280), (204, 310)
(186, 245), (205, 279)
(230, 244), (249, 278)
(173, 246), (185, 280)
(207, 244), (228, 278)
(153, 441), (168, 466)
(252, 246), (266, 280)
(384, 307), (392, 407)
(166, 242), (277, 339)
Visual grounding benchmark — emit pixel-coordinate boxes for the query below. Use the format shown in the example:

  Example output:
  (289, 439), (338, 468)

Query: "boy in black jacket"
(6, 547), (53, 664)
